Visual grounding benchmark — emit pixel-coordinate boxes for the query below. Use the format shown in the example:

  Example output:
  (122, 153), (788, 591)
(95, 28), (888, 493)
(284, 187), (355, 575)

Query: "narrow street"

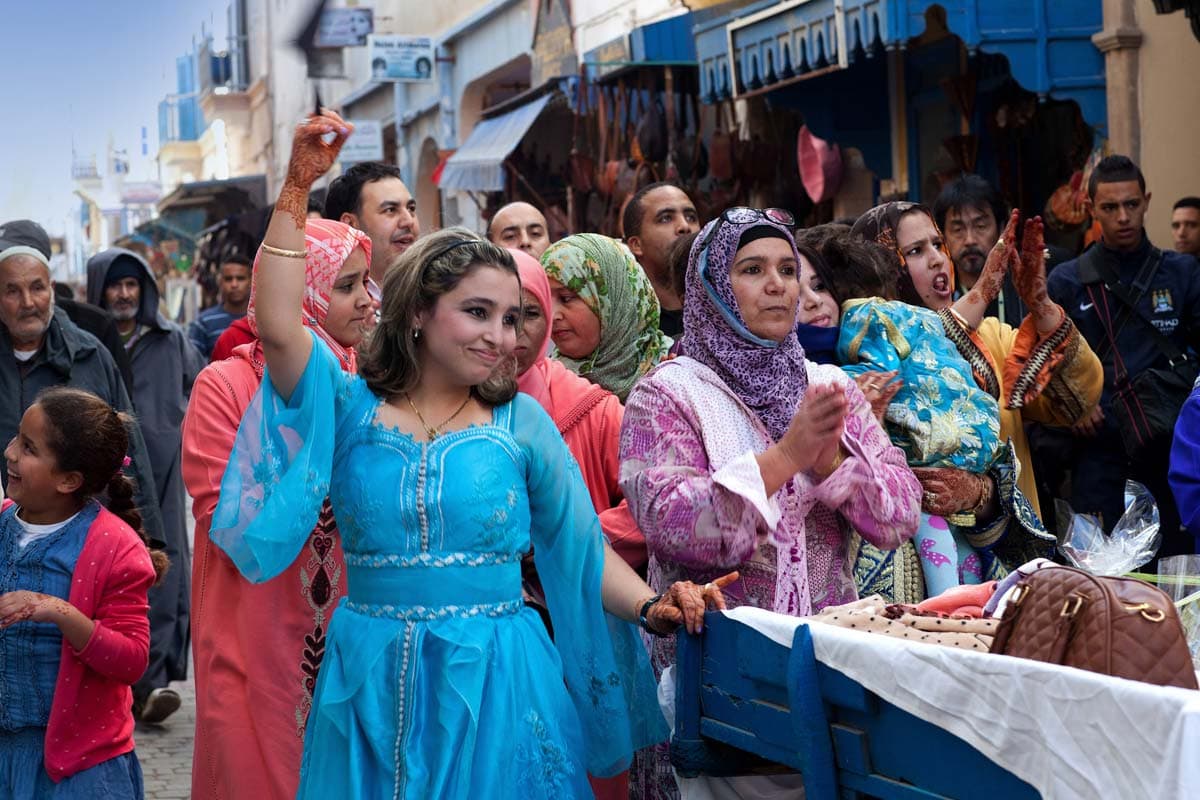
(135, 676), (195, 799)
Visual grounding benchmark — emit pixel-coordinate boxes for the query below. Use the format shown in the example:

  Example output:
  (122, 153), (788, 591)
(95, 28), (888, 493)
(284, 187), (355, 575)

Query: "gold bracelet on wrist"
(814, 447), (845, 479)
(260, 243), (308, 259)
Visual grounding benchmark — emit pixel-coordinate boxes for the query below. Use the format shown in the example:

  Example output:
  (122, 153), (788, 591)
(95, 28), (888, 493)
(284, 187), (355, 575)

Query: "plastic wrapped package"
(1057, 480), (1161, 575)
(1157, 555), (1200, 671)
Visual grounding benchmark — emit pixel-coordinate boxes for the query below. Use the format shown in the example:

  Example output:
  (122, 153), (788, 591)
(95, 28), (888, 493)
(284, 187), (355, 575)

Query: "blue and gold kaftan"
(837, 298), (1001, 472)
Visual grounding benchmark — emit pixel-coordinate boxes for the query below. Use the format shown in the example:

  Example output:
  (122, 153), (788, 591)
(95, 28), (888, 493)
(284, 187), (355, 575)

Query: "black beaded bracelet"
(638, 593), (668, 636)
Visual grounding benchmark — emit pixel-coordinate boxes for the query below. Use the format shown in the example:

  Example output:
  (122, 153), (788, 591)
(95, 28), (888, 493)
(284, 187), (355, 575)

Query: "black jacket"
(53, 290), (135, 397)
(0, 307), (165, 545)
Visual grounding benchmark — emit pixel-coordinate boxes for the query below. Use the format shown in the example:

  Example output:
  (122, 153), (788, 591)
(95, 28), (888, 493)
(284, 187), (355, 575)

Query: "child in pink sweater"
(0, 387), (167, 796)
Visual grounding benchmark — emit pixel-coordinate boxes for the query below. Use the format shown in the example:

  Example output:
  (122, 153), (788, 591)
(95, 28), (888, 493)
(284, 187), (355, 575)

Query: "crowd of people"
(1, 105), (1199, 799)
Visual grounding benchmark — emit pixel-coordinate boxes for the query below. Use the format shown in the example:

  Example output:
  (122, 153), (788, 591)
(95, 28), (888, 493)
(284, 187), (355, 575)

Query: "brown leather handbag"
(990, 565), (1198, 690)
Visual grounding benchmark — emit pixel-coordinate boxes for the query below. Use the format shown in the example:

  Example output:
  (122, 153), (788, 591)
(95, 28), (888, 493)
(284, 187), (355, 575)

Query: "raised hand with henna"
(1014, 215), (1065, 334)
(278, 110), (354, 229)
(953, 209), (1019, 330)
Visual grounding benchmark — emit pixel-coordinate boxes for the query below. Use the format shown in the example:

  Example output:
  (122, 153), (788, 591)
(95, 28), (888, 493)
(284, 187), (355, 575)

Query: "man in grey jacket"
(88, 247), (205, 724)
(0, 220), (165, 548)
(0, 221), (162, 539)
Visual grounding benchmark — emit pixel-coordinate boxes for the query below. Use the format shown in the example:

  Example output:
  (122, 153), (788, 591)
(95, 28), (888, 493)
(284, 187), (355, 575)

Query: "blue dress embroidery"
(211, 332), (665, 800)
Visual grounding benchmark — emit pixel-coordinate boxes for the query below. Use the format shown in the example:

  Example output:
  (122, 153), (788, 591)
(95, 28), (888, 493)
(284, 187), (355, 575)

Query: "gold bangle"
(260, 243), (308, 259)
(816, 448), (845, 478)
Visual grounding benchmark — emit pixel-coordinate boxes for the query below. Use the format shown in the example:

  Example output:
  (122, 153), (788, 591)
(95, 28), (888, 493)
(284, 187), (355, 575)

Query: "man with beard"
(324, 161), (420, 286)
(87, 247), (205, 723)
(620, 182), (700, 339)
(0, 217), (163, 553)
(933, 174), (1030, 328)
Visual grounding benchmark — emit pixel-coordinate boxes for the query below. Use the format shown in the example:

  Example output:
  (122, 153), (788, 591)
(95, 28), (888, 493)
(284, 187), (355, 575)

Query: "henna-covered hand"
(1015, 215), (1052, 309)
(277, 110), (354, 229)
(910, 467), (993, 516)
(1014, 215), (1066, 333)
(647, 571), (740, 635)
(972, 209), (1020, 307)
(0, 590), (69, 627)
(285, 110), (353, 188)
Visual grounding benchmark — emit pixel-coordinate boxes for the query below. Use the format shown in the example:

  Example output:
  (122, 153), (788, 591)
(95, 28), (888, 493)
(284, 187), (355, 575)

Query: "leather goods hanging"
(636, 94), (669, 164)
(568, 74), (595, 194)
(709, 99), (735, 181)
(989, 565), (1198, 690)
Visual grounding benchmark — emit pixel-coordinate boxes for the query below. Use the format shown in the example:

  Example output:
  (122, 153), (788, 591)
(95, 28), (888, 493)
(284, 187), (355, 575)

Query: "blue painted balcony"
(693, 0), (1105, 131)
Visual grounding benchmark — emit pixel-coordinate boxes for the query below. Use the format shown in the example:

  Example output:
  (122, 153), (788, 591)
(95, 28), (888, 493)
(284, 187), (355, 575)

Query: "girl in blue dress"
(0, 387), (167, 799)
(210, 110), (729, 800)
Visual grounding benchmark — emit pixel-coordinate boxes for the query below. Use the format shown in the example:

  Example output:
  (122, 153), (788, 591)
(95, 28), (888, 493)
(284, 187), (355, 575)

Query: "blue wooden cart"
(672, 611), (1039, 799)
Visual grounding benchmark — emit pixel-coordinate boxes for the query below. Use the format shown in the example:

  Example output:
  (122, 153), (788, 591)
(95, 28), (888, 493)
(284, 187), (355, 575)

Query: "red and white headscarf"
(247, 218), (372, 371)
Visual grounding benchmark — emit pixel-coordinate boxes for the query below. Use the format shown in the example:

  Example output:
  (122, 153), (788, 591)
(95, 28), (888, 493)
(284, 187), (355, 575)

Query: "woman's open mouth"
(931, 273), (952, 296)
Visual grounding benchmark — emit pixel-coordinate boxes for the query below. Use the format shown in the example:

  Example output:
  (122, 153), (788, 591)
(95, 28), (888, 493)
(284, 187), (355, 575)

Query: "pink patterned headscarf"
(247, 218), (371, 371)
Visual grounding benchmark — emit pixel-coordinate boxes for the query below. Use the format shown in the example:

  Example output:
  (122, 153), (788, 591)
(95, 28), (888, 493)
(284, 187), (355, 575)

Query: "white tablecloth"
(720, 606), (1200, 800)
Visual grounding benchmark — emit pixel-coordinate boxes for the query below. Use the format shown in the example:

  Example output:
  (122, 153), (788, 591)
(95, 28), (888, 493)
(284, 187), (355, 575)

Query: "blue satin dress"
(210, 332), (664, 800)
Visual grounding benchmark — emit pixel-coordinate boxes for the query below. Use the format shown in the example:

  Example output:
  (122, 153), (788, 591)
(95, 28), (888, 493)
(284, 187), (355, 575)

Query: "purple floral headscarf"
(681, 217), (808, 441)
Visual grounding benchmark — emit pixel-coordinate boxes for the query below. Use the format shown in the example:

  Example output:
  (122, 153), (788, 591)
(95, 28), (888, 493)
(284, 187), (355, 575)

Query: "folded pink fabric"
(916, 581), (999, 617)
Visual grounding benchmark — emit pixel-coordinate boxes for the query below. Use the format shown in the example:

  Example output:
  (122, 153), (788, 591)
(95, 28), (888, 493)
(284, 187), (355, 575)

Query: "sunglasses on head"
(699, 207), (796, 252)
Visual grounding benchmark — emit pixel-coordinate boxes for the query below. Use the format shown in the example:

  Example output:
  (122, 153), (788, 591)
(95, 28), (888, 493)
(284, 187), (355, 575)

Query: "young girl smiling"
(0, 387), (166, 798)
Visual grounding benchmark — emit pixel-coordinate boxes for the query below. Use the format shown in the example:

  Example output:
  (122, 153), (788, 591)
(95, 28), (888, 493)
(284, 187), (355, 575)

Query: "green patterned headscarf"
(540, 233), (672, 401)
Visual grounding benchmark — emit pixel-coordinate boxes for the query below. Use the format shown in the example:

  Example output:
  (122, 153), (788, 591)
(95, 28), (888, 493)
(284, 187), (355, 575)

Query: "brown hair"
(666, 230), (699, 302)
(796, 225), (897, 304)
(34, 387), (169, 581)
(359, 227), (520, 404)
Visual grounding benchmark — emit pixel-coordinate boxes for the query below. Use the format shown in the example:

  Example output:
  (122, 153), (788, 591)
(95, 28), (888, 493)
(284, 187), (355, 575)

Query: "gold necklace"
(403, 391), (473, 440)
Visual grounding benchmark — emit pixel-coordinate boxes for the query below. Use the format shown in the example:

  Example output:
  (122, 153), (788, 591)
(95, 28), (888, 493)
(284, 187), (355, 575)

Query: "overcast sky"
(0, 0), (231, 235)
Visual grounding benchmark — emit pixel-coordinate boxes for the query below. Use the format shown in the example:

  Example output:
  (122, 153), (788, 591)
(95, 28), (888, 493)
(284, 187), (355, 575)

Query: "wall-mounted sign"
(340, 119), (385, 163)
(531, 0), (577, 86)
(583, 34), (630, 81)
(315, 7), (374, 48)
(368, 35), (435, 82)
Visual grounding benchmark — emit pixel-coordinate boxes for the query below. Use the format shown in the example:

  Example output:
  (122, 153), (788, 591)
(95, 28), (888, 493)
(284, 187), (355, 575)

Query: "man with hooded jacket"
(0, 219), (164, 546)
(88, 247), (205, 723)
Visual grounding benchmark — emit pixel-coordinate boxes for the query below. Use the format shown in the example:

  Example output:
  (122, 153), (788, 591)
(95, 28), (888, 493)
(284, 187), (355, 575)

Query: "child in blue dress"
(0, 387), (166, 799)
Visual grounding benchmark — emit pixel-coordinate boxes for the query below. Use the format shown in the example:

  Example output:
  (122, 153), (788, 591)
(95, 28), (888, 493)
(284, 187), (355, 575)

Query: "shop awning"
(584, 13), (698, 82)
(156, 175), (268, 225)
(438, 94), (553, 192)
(693, 0), (1106, 129)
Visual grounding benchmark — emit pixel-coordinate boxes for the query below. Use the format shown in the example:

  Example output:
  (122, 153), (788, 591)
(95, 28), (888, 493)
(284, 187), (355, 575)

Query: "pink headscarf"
(511, 248), (608, 421)
(512, 248), (555, 410)
(247, 218), (372, 371)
